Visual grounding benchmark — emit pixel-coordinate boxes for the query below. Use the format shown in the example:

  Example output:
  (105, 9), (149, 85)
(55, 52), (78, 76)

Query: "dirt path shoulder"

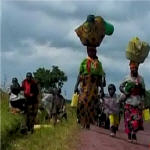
(77, 120), (150, 150)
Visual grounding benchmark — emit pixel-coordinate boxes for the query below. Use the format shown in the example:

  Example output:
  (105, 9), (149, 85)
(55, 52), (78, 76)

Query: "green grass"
(0, 91), (25, 150)
(1, 90), (80, 150)
(8, 106), (80, 150)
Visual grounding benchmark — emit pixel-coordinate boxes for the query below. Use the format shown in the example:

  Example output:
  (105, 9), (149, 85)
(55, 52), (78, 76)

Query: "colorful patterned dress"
(77, 57), (105, 128)
(120, 75), (145, 134)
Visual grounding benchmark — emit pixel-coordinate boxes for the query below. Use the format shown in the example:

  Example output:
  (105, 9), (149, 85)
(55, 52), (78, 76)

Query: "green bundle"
(125, 81), (136, 94)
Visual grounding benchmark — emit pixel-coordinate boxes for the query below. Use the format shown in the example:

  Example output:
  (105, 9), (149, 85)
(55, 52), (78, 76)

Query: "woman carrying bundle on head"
(74, 46), (105, 129)
(120, 37), (149, 143)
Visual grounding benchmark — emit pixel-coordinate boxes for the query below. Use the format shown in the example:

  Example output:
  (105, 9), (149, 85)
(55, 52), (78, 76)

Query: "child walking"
(103, 84), (120, 137)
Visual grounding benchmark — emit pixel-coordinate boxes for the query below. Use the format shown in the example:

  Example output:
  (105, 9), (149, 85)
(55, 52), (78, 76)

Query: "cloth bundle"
(75, 15), (114, 47)
(124, 81), (136, 94)
(126, 37), (150, 63)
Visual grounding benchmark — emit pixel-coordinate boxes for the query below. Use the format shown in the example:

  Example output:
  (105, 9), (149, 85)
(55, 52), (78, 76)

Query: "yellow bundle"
(71, 93), (79, 107)
(126, 37), (150, 63)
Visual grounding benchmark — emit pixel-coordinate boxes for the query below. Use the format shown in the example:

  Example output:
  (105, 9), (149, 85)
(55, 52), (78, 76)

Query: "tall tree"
(33, 66), (67, 90)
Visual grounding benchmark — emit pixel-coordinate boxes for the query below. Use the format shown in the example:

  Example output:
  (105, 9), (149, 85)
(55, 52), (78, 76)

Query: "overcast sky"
(1, 0), (150, 99)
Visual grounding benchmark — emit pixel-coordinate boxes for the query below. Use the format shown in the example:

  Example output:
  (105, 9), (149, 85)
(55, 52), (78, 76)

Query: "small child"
(103, 84), (120, 137)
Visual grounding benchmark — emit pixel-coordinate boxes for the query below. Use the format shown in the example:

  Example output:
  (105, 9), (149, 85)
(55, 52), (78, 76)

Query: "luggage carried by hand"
(75, 15), (114, 47)
(126, 37), (150, 63)
(71, 93), (79, 107)
(143, 108), (150, 121)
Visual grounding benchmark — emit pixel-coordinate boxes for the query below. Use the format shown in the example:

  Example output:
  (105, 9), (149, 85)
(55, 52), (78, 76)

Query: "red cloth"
(130, 77), (141, 96)
(24, 81), (31, 97)
(129, 61), (139, 70)
(87, 59), (91, 73)
(86, 57), (99, 73)
(124, 104), (143, 134)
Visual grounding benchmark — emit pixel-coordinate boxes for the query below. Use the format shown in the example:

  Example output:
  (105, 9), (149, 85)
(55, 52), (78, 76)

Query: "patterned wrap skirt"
(77, 74), (100, 127)
(124, 104), (143, 134)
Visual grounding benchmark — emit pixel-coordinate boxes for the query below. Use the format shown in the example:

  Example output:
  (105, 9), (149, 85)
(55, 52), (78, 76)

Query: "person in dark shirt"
(10, 77), (21, 95)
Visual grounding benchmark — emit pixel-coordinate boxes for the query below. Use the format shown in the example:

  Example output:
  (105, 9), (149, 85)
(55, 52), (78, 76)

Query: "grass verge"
(1, 90), (80, 150)
(0, 91), (25, 150)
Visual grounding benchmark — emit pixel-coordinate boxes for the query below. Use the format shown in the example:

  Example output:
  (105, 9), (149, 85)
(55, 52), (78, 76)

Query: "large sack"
(9, 93), (25, 102)
(126, 37), (150, 63)
(9, 93), (26, 111)
(75, 15), (114, 47)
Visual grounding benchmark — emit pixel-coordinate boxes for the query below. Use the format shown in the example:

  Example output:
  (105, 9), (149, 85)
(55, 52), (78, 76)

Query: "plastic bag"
(126, 37), (150, 63)
(71, 93), (79, 107)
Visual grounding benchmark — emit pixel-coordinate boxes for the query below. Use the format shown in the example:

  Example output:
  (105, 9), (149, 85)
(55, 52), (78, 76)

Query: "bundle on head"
(75, 14), (114, 47)
(126, 37), (150, 63)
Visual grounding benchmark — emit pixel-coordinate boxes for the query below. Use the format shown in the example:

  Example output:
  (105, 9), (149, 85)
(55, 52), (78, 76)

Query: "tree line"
(33, 66), (67, 91)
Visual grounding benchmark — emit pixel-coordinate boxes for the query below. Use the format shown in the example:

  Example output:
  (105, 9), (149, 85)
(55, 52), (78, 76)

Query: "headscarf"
(129, 61), (139, 69)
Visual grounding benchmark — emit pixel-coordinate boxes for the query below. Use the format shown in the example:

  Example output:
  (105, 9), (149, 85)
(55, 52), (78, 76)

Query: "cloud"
(1, 0), (150, 98)
(2, 1), (83, 52)
(2, 0), (150, 53)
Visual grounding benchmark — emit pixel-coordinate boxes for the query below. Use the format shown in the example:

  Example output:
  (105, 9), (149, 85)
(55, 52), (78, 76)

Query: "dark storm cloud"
(1, 1), (80, 52)
(10, 1), (150, 22)
(2, 0), (150, 53)
(1, 0), (150, 98)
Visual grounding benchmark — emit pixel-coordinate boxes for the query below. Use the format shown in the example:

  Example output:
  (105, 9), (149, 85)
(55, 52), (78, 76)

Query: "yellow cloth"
(71, 93), (79, 107)
(143, 109), (150, 121)
(109, 114), (119, 127)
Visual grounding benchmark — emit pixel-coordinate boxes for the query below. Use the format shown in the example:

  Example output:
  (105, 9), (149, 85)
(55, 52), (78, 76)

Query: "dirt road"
(77, 120), (150, 150)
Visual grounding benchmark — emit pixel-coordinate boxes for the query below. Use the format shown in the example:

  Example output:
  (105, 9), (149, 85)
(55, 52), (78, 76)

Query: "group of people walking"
(9, 72), (67, 134)
(74, 46), (146, 143)
(9, 72), (39, 134)
(8, 14), (149, 144)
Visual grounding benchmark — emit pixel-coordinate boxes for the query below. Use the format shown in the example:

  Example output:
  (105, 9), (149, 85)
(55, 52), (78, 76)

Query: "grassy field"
(0, 90), (25, 150)
(0, 90), (80, 150)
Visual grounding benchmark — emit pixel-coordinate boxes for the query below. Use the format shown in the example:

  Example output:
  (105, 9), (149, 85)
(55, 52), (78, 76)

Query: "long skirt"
(77, 74), (100, 128)
(124, 104), (143, 134)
